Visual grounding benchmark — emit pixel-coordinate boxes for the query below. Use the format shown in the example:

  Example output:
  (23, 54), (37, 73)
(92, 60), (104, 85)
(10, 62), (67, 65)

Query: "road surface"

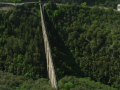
(0, 1), (117, 11)
(0, 1), (39, 6)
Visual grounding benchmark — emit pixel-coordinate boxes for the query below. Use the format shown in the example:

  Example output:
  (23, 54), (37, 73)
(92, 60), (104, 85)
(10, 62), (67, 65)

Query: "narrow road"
(0, 1), (39, 6)
(0, 1), (117, 11)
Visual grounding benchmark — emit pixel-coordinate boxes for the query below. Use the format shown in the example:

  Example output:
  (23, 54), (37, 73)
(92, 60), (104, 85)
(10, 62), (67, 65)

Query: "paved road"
(88, 6), (117, 11)
(0, 1), (39, 6)
(0, 1), (117, 11)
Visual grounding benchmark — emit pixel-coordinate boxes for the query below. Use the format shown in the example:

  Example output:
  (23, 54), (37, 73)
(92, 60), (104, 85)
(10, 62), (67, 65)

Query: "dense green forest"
(54, 0), (119, 9)
(58, 76), (118, 90)
(44, 1), (120, 89)
(0, 3), (47, 79)
(0, 71), (117, 90)
(0, 71), (55, 90)
(0, 3), (56, 90)
(0, 1), (120, 90)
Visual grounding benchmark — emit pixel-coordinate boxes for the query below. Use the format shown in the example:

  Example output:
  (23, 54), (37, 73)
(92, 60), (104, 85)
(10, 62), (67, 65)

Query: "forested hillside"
(44, 1), (120, 89)
(0, 0), (120, 89)
(0, 71), (55, 90)
(58, 76), (117, 90)
(0, 3), (57, 90)
(0, 3), (47, 79)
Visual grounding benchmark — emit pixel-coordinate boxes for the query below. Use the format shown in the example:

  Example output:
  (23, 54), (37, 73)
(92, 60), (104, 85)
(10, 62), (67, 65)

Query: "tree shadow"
(44, 7), (85, 80)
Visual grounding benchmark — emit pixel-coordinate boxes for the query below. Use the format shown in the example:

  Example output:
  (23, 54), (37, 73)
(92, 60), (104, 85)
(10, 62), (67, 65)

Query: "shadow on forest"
(44, 9), (85, 80)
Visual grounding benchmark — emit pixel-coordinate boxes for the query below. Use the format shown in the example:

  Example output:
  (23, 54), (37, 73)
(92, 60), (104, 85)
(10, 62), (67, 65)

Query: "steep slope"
(0, 3), (53, 90)
(44, 2), (120, 89)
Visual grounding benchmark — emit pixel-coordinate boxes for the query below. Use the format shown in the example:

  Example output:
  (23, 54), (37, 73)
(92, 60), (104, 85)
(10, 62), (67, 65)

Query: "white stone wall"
(40, 3), (58, 90)
(117, 4), (120, 11)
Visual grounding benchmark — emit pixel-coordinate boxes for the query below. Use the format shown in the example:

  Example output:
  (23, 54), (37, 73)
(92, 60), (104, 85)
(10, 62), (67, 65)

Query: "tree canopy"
(44, 2), (120, 89)
(0, 3), (47, 79)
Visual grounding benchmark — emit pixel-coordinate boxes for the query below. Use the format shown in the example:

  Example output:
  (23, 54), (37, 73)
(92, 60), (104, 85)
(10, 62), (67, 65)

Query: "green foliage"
(66, 2), (69, 5)
(0, 3), (47, 79)
(64, 81), (74, 90)
(58, 76), (117, 90)
(14, 0), (17, 3)
(81, 2), (87, 6)
(45, 3), (120, 89)
(0, 71), (55, 90)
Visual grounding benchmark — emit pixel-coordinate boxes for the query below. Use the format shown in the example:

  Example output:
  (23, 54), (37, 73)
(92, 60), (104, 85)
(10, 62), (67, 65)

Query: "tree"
(81, 2), (87, 7)
(14, 0), (21, 3)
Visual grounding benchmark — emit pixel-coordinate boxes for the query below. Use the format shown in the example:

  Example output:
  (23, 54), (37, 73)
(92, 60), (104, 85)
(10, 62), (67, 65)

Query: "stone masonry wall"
(39, 3), (58, 90)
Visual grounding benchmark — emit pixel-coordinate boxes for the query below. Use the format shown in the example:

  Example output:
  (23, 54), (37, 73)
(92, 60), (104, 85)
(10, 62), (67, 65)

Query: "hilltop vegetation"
(44, 1), (120, 89)
(58, 76), (117, 90)
(0, 0), (120, 89)
(0, 71), (55, 90)
(0, 71), (117, 90)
